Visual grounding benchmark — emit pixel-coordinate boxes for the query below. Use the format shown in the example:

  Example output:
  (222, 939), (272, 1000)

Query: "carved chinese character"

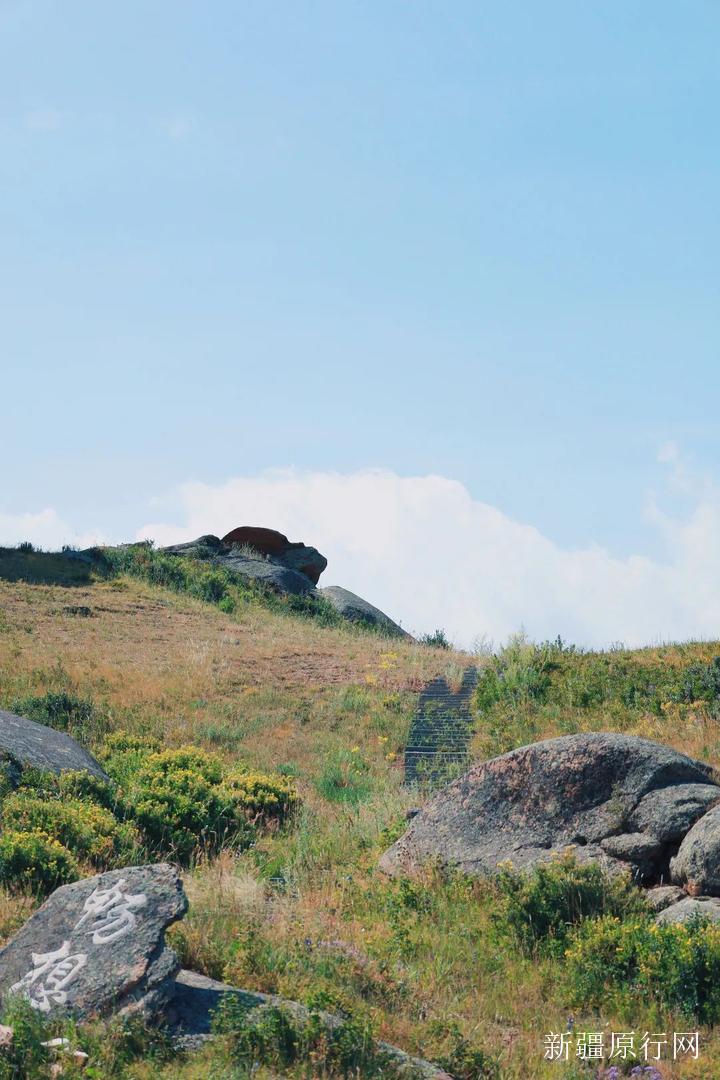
(9, 941), (87, 1012)
(74, 879), (147, 944)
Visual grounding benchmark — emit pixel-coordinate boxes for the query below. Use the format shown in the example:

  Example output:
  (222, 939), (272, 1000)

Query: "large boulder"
(380, 733), (720, 883)
(222, 526), (327, 585)
(319, 586), (411, 638)
(0, 709), (109, 783)
(0, 865), (187, 1019)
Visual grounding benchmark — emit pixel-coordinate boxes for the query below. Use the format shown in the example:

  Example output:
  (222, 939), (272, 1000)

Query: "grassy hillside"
(2, 549), (720, 1077)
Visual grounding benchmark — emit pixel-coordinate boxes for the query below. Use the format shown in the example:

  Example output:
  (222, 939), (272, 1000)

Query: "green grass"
(7, 564), (720, 1074)
(472, 631), (720, 764)
(0, 546), (92, 586)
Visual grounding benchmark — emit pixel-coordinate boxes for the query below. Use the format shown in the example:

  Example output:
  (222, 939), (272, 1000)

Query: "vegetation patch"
(0, 738), (299, 894)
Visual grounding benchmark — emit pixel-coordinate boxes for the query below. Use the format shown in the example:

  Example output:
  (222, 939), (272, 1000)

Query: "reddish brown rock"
(222, 526), (292, 557)
(221, 526), (327, 584)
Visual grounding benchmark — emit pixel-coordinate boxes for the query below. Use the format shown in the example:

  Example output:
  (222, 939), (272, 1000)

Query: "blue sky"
(2, 2), (720, 645)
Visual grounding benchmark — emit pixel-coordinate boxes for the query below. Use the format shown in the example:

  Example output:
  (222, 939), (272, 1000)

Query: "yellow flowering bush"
(0, 829), (79, 895)
(564, 913), (720, 1022)
(1, 794), (139, 868)
(221, 771), (299, 825)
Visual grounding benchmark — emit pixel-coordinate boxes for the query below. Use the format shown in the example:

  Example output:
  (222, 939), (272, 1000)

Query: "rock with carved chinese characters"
(0, 708), (109, 784)
(380, 733), (720, 882)
(0, 864), (187, 1020)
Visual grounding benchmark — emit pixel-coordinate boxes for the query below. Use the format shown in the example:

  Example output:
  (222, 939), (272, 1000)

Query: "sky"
(2, 2), (720, 648)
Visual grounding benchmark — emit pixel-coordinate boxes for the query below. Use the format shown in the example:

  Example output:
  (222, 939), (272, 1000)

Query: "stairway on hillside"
(403, 665), (478, 785)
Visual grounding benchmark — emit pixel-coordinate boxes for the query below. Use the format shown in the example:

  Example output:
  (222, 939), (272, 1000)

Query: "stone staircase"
(403, 665), (478, 785)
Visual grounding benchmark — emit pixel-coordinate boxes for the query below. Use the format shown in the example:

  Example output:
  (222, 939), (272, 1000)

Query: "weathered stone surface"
(600, 832), (662, 869)
(655, 896), (720, 926)
(671, 804), (720, 896)
(0, 709), (109, 783)
(218, 551), (318, 595)
(159, 535), (224, 560)
(222, 526), (328, 584)
(645, 885), (686, 913)
(0, 865), (187, 1019)
(380, 733), (720, 882)
(166, 970), (452, 1078)
(319, 586), (411, 638)
(159, 532), (322, 594)
(629, 783), (720, 843)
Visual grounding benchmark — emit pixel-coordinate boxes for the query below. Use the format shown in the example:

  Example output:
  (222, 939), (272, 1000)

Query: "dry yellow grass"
(0, 575), (466, 779)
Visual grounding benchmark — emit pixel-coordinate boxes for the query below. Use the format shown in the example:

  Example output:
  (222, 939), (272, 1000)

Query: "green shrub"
(419, 629), (451, 649)
(212, 999), (385, 1076)
(564, 913), (720, 1022)
(128, 767), (235, 861)
(143, 746), (225, 785)
(221, 770), (299, 824)
(99, 731), (161, 788)
(15, 767), (119, 811)
(2, 794), (139, 868)
(0, 829), (78, 895)
(494, 852), (647, 953)
(10, 690), (97, 737)
(476, 634), (556, 711)
(58, 769), (119, 811)
(4, 739), (287, 871)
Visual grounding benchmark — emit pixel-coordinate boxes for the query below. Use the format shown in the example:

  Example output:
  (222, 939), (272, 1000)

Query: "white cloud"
(137, 465), (720, 650)
(0, 509), (106, 551)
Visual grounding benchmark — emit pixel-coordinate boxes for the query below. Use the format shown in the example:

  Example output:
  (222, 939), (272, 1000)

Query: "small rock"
(645, 885), (686, 913)
(165, 970), (452, 1078)
(655, 896), (720, 925)
(0, 1025), (13, 1048)
(600, 832), (662, 867)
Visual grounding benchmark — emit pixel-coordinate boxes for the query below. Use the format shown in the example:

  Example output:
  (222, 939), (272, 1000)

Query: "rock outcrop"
(160, 530), (324, 596)
(319, 586), (409, 638)
(166, 969), (452, 1078)
(222, 526), (327, 584)
(158, 528), (413, 636)
(0, 708), (109, 784)
(380, 733), (720, 885)
(0, 864), (187, 1019)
